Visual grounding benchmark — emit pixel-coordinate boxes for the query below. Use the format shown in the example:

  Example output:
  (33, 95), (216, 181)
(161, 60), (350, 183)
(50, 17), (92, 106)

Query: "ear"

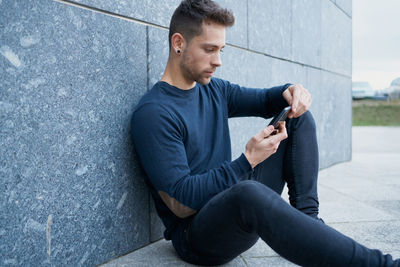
(171, 32), (186, 54)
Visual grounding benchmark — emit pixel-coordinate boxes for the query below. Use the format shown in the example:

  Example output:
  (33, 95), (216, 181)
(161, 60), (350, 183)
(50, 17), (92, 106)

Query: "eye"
(205, 48), (214, 53)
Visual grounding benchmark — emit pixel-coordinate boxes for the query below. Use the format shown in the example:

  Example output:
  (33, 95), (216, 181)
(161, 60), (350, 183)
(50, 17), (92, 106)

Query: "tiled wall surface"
(0, 0), (352, 265)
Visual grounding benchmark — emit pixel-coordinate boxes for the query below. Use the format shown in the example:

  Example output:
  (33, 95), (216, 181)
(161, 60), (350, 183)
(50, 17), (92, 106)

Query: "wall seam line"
(146, 26), (150, 92)
(246, 0), (249, 49)
(53, 0), (351, 79)
(290, 0), (293, 62)
(226, 43), (351, 79)
(328, 0), (352, 18)
(53, 0), (169, 30)
(145, 25), (152, 242)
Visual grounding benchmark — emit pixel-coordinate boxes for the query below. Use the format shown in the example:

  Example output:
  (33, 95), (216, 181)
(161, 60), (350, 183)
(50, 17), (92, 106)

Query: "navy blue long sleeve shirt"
(131, 77), (291, 239)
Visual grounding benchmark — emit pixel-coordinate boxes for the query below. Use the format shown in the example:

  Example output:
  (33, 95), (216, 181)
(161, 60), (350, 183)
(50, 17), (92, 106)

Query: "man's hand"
(244, 122), (288, 169)
(282, 84), (312, 118)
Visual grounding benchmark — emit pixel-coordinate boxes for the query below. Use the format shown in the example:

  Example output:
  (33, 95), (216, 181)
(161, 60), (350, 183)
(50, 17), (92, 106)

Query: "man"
(131, 0), (399, 266)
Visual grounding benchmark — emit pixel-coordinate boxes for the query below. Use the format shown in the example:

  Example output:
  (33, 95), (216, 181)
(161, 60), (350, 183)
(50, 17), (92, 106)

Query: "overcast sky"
(352, 0), (400, 90)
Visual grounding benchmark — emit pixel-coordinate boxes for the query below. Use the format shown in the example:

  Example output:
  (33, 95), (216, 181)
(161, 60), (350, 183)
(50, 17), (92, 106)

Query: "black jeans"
(171, 112), (399, 266)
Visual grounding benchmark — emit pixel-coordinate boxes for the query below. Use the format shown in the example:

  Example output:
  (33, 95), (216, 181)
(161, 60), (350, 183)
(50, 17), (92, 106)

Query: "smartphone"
(268, 106), (291, 134)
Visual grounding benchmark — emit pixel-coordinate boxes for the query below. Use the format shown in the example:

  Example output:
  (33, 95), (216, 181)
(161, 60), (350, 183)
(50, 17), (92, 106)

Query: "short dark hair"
(168, 0), (235, 49)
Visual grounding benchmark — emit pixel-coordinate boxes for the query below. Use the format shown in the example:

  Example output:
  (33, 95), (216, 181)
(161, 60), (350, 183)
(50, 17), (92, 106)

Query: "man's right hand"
(244, 122), (288, 169)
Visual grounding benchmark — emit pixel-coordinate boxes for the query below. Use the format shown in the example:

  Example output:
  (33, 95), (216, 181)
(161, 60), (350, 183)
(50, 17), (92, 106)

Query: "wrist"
(244, 151), (257, 169)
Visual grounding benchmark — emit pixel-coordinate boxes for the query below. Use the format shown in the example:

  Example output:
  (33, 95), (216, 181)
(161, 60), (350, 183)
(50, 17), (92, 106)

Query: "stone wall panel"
(0, 0), (352, 265)
(71, 0), (180, 28)
(248, 0), (292, 59)
(321, 0), (352, 76)
(292, 0), (322, 67)
(1, 1), (149, 266)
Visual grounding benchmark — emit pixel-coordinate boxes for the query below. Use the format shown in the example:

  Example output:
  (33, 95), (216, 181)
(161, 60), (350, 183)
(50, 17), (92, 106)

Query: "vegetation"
(352, 99), (400, 126)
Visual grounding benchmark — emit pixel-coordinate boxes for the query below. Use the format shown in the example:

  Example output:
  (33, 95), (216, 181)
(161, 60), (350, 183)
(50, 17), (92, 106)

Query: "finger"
(293, 102), (306, 117)
(288, 108), (296, 119)
(288, 98), (300, 120)
(291, 88), (300, 114)
(282, 88), (293, 106)
(292, 91), (311, 117)
(295, 94), (311, 117)
(255, 125), (274, 141)
(263, 125), (275, 137)
(292, 108), (304, 118)
(253, 130), (265, 142)
(269, 122), (287, 142)
(277, 122), (288, 141)
(293, 105), (308, 118)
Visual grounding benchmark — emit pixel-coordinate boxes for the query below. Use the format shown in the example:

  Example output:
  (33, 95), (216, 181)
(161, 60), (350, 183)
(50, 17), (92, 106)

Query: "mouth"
(205, 70), (214, 77)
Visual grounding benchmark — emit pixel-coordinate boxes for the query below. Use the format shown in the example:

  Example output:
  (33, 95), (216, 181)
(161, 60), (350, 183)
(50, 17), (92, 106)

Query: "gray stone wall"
(0, 0), (352, 266)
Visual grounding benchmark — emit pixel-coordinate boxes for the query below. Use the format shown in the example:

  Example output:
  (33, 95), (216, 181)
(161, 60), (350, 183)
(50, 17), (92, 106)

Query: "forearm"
(143, 153), (252, 218)
(264, 83), (292, 117)
(225, 79), (291, 118)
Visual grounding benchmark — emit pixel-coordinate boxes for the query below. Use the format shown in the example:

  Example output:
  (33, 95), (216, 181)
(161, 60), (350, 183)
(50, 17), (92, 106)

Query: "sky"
(352, 0), (400, 90)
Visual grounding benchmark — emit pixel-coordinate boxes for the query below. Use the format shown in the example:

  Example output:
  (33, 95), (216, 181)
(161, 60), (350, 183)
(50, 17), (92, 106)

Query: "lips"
(205, 70), (214, 76)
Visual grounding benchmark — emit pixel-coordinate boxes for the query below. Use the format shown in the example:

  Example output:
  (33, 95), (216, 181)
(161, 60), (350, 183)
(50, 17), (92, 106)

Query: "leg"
(172, 181), (399, 266)
(171, 181), (259, 266)
(252, 111), (320, 218)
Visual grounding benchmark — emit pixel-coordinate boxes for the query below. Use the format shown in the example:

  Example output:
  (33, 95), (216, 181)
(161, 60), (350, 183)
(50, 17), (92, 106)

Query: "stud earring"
(177, 49), (181, 54)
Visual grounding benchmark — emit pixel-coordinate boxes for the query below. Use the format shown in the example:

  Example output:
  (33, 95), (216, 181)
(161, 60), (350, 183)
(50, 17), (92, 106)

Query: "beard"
(180, 54), (212, 85)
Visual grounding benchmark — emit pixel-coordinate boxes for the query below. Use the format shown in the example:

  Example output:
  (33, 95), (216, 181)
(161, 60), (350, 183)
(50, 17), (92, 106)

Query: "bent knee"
(228, 181), (277, 206)
(303, 110), (316, 124)
(290, 110), (316, 131)
(231, 180), (263, 193)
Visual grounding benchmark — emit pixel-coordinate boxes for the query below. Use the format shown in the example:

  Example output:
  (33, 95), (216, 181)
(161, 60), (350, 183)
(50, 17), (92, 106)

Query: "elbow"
(158, 190), (197, 218)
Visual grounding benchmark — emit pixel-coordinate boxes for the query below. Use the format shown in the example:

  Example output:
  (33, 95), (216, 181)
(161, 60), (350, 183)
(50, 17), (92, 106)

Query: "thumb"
(262, 125), (275, 138)
(253, 126), (273, 141)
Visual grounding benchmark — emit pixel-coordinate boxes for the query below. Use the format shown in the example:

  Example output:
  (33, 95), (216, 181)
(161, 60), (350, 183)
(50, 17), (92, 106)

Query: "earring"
(177, 49), (181, 54)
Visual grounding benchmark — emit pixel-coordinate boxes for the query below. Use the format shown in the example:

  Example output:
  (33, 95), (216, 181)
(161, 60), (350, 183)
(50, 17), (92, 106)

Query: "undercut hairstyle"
(168, 0), (235, 50)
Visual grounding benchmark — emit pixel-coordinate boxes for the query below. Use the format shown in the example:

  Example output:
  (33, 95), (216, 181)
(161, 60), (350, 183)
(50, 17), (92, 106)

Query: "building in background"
(352, 81), (376, 99)
(384, 77), (400, 99)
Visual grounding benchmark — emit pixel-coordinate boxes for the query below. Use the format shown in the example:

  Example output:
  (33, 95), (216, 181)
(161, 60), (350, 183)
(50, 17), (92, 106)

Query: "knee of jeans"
(229, 180), (275, 207)
(289, 110), (316, 131)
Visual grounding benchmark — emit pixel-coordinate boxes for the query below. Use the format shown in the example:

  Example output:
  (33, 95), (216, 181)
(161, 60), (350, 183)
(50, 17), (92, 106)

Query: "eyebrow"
(202, 43), (225, 49)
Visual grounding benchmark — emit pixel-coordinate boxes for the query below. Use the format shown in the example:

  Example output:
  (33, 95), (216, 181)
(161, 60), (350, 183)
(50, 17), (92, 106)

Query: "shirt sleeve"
(215, 78), (292, 118)
(131, 103), (252, 218)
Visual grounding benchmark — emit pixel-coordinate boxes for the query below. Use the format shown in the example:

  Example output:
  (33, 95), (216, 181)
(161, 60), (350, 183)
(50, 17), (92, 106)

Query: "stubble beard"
(180, 54), (210, 85)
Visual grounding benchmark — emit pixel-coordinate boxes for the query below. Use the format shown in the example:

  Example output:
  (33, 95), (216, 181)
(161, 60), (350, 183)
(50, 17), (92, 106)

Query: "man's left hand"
(282, 84), (312, 118)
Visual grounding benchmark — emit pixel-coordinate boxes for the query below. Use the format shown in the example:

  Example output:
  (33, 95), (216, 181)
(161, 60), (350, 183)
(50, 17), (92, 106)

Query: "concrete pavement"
(101, 127), (400, 266)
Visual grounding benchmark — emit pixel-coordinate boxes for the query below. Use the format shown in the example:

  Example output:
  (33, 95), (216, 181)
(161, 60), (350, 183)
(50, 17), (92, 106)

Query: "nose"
(211, 52), (222, 67)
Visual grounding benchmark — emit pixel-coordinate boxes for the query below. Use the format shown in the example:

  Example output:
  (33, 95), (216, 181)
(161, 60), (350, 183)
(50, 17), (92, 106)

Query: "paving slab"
(100, 127), (400, 266)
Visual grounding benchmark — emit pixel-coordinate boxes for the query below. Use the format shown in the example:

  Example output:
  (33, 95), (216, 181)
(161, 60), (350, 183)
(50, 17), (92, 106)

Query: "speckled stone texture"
(148, 27), (169, 90)
(216, 0), (248, 48)
(1, 0), (148, 266)
(71, 0), (181, 28)
(248, 0), (292, 59)
(292, 0), (322, 67)
(306, 68), (352, 168)
(1, 0), (352, 266)
(321, 0), (352, 76)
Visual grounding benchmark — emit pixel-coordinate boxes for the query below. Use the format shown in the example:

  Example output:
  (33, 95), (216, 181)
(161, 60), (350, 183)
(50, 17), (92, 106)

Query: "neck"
(161, 57), (196, 90)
